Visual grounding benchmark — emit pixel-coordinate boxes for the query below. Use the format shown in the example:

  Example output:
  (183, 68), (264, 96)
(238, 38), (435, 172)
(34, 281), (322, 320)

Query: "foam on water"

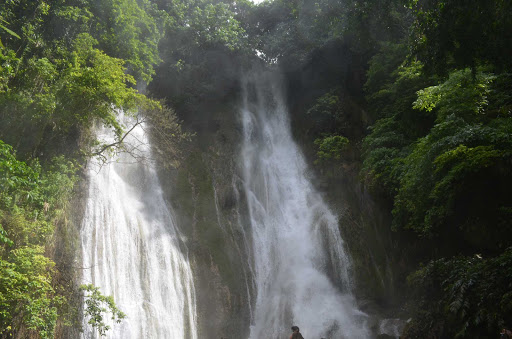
(240, 73), (369, 339)
(80, 116), (197, 338)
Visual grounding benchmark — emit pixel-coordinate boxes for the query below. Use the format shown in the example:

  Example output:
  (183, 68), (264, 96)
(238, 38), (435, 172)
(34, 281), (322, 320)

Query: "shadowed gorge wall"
(155, 100), (253, 338)
(150, 66), (404, 337)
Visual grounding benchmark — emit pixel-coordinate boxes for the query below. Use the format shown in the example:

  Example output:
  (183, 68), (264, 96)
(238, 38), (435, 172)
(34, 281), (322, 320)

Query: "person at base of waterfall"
(501, 328), (512, 338)
(290, 325), (305, 339)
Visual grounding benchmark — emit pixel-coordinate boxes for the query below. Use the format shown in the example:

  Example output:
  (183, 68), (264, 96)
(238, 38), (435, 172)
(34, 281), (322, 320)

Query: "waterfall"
(241, 73), (369, 339)
(80, 116), (197, 338)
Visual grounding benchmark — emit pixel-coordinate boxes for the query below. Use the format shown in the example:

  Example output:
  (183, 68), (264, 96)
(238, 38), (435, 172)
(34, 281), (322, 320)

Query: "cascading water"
(241, 73), (370, 339)
(80, 116), (197, 338)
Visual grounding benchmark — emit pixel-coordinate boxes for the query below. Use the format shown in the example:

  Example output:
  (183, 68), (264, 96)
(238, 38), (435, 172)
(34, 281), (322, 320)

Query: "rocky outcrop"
(156, 101), (253, 338)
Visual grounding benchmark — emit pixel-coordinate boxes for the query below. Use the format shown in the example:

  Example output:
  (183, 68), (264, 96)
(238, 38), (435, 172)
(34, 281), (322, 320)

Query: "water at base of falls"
(80, 117), (197, 339)
(240, 73), (370, 339)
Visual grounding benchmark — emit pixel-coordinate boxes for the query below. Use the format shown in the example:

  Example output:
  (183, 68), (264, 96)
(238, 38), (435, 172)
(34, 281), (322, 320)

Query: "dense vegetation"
(361, 2), (512, 337)
(0, 141), (76, 337)
(1, 0), (511, 337)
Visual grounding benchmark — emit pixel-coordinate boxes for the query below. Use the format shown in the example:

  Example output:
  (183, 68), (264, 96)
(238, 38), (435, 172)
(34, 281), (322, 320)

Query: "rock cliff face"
(313, 165), (399, 311)
(153, 77), (402, 337)
(156, 101), (253, 338)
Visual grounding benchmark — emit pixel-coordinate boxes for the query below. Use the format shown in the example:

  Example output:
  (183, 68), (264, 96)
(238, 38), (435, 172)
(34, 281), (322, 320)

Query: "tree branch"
(90, 116), (146, 157)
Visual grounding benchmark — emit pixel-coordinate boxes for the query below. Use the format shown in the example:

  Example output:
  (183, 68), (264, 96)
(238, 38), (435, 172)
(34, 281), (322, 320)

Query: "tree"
(0, 16), (20, 48)
(362, 56), (433, 197)
(0, 140), (76, 338)
(409, 0), (512, 74)
(80, 284), (126, 337)
(88, 0), (165, 82)
(404, 248), (512, 338)
(150, 0), (250, 110)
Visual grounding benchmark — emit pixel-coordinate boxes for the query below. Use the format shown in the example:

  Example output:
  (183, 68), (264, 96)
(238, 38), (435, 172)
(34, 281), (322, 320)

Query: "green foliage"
(0, 16), (20, 48)
(0, 48), (18, 92)
(150, 0), (250, 108)
(404, 248), (512, 338)
(0, 0), (162, 158)
(392, 116), (512, 238)
(0, 139), (77, 337)
(309, 90), (341, 116)
(362, 3), (512, 238)
(188, 3), (246, 51)
(409, 0), (512, 75)
(364, 42), (409, 102)
(306, 88), (349, 134)
(0, 0), (163, 82)
(363, 57), (512, 240)
(0, 140), (78, 242)
(61, 33), (152, 135)
(390, 70), (512, 240)
(414, 69), (494, 121)
(362, 56), (433, 196)
(0, 0), (193, 336)
(367, 59), (431, 122)
(165, 0), (248, 53)
(313, 135), (349, 165)
(144, 104), (194, 169)
(89, 0), (165, 82)
(245, 0), (410, 65)
(0, 224), (11, 246)
(1, 0), (509, 336)
(80, 284), (126, 337)
(0, 247), (62, 339)
(307, 89), (343, 133)
(0, 140), (50, 220)
(361, 117), (409, 195)
(359, 2), (512, 336)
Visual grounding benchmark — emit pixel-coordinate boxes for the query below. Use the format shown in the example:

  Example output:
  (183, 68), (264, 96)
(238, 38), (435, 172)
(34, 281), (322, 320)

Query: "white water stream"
(241, 74), (370, 338)
(80, 117), (197, 338)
